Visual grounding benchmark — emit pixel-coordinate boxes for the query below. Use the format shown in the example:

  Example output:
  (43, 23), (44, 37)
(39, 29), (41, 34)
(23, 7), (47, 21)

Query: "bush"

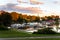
(33, 28), (57, 34)
(0, 25), (9, 30)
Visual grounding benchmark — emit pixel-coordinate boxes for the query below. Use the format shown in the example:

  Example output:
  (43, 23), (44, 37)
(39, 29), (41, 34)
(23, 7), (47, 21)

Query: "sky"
(0, 0), (60, 17)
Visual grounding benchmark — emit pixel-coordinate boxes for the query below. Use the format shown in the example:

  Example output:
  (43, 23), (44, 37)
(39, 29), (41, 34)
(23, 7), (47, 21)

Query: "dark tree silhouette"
(17, 16), (23, 24)
(1, 12), (12, 26)
(55, 16), (59, 31)
(34, 17), (40, 22)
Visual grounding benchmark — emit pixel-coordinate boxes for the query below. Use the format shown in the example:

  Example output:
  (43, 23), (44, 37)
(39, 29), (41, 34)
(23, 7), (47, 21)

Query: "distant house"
(26, 22), (43, 28)
(11, 23), (23, 28)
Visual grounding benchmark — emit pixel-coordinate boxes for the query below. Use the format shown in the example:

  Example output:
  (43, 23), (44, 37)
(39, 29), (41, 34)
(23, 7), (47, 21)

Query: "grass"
(0, 29), (60, 38)
(16, 38), (60, 40)
(0, 29), (30, 38)
(4, 38), (60, 40)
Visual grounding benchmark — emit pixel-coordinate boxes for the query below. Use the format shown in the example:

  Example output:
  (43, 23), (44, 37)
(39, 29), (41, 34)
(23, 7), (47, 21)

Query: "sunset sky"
(0, 0), (60, 17)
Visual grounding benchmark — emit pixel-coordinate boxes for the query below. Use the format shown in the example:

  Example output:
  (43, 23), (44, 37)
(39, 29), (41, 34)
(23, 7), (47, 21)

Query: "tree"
(10, 12), (19, 21)
(23, 19), (29, 24)
(17, 16), (23, 24)
(47, 16), (53, 21)
(55, 16), (59, 31)
(1, 12), (12, 26)
(33, 28), (57, 34)
(34, 17), (40, 22)
(0, 15), (2, 25)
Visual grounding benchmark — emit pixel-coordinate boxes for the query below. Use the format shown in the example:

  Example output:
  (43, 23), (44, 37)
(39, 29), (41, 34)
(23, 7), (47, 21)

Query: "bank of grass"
(0, 29), (60, 38)
(34, 38), (60, 40)
(0, 29), (30, 38)
(17, 38), (60, 40)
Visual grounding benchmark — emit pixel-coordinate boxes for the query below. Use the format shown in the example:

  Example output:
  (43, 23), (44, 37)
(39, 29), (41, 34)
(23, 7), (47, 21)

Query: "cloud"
(0, 3), (18, 11)
(0, 3), (17, 11)
(6, 3), (17, 7)
(17, 0), (44, 5)
(30, 0), (44, 5)
(0, 3), (42, 13)
(25, 7), (42, 13)
(17, 0), (28, 3)
(13, 6), (42, 13)
(53, 0), (60, 5)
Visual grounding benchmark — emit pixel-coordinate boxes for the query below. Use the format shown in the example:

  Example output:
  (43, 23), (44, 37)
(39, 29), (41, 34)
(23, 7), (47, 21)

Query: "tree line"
(0, 10), (60, 27)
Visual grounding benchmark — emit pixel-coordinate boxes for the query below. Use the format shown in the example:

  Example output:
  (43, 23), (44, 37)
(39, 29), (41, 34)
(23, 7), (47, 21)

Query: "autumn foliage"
(0, 10), (59, 24)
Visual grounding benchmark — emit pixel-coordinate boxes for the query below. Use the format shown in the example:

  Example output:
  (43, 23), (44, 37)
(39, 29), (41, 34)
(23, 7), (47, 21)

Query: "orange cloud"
(30, 0), (44, 5)
(17, 0), (28, 3)
(13, 6), (42, 13)
(26, 7), (42, 13)
(17, 0), (44, 4)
